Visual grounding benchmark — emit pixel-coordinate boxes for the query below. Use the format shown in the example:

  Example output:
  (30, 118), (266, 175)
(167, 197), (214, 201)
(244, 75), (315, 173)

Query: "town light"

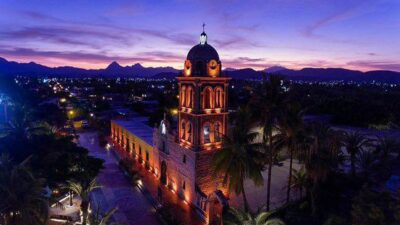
(171, 108), (178, 115)
(60, 98), (66, 103)
(69, 110), (74, 115)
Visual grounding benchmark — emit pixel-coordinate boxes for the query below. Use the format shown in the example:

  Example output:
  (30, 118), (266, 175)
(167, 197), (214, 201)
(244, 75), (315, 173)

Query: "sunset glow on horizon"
(0, 0), (399, 72)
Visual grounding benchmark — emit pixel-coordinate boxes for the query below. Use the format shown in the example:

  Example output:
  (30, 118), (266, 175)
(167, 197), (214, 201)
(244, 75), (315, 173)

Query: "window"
(186, 86), (193, 108)
(139, 146), (142, 155)
(203, 123), (211, 144)
(146, 151), (149, 161)
(214, 122), (221, 142)
(186, 122), (192, 142)
(183, 154), (186, 163)
(181, 86), (186, 107)
(215, 87), (223, 108)
(126, 138), (130, 151)
(181, 120), (186, 139)
(182, 181), (186, 190)
(203, 88), (212, 109)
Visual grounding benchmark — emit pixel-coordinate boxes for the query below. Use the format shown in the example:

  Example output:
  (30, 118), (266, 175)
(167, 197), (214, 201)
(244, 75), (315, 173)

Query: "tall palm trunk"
(286, 144), (294, 204)
(81, 200), (89, 225)
(69, 191), (73, 206)
(266, 130), (273, 211)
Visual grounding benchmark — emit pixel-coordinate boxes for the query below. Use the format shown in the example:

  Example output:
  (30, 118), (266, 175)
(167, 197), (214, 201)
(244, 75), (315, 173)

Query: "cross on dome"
(200, 23), (207, 45)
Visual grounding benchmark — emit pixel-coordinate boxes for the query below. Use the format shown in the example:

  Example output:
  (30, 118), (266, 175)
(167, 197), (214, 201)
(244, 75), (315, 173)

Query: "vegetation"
(0, 155), (48, 225)
(223, 207), (285, 225)
(89, 206), (119, 225)
(214, 74), (400, 224)
(0, 78), (104, 225)
(212, 107), (264, 212)
(66, 179), (101, 225)
(250, 74), (286, 210)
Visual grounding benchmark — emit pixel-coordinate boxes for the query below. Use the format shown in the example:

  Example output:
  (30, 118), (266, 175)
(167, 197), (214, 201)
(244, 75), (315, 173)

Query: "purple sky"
(0, 0), (399, 71)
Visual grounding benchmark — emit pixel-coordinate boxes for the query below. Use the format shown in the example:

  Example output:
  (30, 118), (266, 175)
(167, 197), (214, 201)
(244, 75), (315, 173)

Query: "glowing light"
(69, 110), (74, 115)
(171, 108), (178, 115)
(60, 98), (66, 103)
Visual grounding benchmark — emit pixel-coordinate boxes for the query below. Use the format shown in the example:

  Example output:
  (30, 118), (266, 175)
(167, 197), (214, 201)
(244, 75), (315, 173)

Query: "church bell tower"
(178, 30), (230, 152)
(177, 27), (230, 198)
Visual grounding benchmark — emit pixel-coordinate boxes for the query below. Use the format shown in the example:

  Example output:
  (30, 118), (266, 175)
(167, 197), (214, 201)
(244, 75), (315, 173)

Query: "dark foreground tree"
(0, 155), (48, 225)
(212, 107), (263, 212)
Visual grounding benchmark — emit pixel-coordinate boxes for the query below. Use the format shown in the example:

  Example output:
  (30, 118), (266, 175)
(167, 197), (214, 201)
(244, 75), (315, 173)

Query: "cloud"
(223, 56), (271, 69)
(0, 47), (183, 66)
(0, 26), (135, 48)
(17, 10), (196, 47)
(347, 60), (400, 71)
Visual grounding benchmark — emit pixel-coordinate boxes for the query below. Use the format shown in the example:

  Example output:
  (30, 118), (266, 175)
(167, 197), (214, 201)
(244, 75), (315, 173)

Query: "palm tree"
(250, 74), (286, 210)
(356, 149), (376, 179)
(212, 107), (264, 212)
(66, 178), (101, 225)
(0, 155), (48, 225)
(0, 104), (45, 141)
(305, 122), (342, 216)
(343, 131), (369, 177)
(223, 207), (285, 225)
(90, 206), (119, 225)
(273, 103), (304, 203)
(374, 136), (399, 162)
(290, 166), (308, 199)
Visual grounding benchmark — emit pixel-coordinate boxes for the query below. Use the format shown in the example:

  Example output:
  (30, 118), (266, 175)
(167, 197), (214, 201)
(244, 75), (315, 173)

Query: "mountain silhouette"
(0, 57), (399, 82)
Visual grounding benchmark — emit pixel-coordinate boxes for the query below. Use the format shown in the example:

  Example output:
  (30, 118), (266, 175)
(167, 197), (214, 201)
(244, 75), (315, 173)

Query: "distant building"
(111, 30), (230, 225)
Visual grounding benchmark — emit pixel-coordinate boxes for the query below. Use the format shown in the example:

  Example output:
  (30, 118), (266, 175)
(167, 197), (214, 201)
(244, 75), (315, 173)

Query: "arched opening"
(185, 121), (192, 142)
(214, 87), (224, 108)
(203, 122), (211, 144)
(181, 120), (186, 140)
(186, 86), (193, 108)
(180, 86), (186, 107)
(160, 161), (167, 185)
(214, 122), (222, 142)
(203, 87), (213, 109)
(207, 191), (228, 225)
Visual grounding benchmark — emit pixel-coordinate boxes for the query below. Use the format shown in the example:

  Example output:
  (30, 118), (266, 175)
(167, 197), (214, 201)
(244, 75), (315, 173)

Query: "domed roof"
(183, 28), (222, 77)
(187, 43), (220, 62)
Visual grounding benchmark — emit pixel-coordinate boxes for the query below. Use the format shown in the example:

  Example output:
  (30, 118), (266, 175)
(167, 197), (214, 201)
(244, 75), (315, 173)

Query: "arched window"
(214, 87), (224, 108)
(203, 123), (211, 144)
(181, 120), (186, 139)
(186, 86), (193, 108)
(214, 122), (222, 142)
(203, 87), (213, 109)
(181, 86), (186, 107)
(186, 121), (192, 142)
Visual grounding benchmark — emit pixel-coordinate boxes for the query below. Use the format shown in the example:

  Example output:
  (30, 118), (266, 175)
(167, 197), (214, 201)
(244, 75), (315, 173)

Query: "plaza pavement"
(78, 132), (161, 225)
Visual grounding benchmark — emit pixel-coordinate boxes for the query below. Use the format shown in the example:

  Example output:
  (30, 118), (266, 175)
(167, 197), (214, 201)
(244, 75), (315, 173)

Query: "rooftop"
(112, 116), (154, 145)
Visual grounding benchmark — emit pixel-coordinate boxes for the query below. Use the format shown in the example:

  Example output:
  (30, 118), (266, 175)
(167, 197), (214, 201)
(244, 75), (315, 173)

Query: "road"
(78, 132), (161, 225)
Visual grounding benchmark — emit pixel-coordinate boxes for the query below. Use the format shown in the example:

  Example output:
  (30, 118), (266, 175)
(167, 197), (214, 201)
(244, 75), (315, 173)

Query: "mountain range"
(1, 57), (400, 82)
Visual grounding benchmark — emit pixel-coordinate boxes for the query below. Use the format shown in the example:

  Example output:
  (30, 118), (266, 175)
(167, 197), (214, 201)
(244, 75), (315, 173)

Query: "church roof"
(187, 43), (220, 62)
(112, 117), (153, 146)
